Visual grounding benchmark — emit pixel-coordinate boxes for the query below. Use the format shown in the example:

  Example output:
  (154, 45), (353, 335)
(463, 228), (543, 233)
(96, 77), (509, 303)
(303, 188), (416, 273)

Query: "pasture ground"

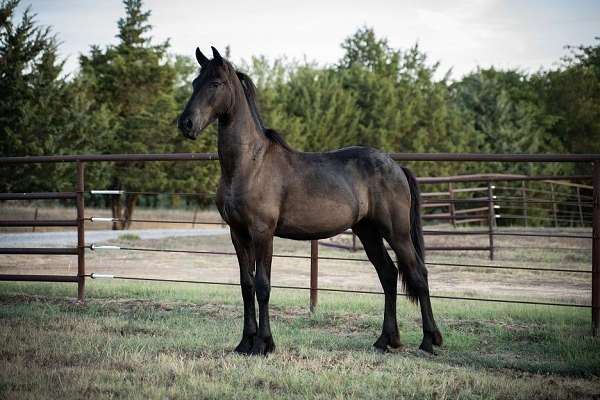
(0, 281), (599, 399)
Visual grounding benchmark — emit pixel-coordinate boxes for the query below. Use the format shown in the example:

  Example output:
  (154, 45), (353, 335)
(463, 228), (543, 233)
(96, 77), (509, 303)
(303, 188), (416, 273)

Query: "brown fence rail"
(1, 152), (599, 336)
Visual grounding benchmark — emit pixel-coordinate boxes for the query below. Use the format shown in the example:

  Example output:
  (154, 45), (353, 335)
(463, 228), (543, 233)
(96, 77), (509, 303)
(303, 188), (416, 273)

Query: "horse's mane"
(235, 71), (294, 152)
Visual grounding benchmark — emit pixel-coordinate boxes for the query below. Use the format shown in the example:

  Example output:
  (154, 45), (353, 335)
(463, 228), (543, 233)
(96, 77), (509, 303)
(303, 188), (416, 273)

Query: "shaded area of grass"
(117, 233), (141, 241)
(1, 281), (599, 399)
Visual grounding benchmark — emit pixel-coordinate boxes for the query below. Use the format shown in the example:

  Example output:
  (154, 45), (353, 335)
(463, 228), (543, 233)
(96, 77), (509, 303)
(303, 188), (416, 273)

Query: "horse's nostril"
(185, 119), (193, 130)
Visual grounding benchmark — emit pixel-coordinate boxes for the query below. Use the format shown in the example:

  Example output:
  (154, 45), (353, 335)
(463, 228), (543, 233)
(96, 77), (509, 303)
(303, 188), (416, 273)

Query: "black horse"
(178, 47), (442, 355)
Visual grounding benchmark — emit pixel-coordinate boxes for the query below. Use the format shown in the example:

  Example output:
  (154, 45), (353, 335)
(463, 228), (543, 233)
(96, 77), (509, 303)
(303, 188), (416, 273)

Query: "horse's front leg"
(249, 232), (275, 355)
(231, 228), (257, 354)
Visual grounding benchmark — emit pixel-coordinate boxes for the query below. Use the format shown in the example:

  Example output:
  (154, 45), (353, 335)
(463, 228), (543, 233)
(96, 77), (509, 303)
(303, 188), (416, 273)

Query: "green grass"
(1, 281), (599, 399)
(117, 233), (141, 241)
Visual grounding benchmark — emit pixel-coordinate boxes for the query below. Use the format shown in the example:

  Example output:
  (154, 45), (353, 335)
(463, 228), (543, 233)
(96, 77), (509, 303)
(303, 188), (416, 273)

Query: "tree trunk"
(111, 193), (123, 230)
(122, 194), (138, 230)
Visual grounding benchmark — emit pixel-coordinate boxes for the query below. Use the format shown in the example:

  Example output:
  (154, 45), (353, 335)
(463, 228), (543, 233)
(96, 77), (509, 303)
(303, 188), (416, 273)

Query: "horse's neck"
(217, 103), (268, 183)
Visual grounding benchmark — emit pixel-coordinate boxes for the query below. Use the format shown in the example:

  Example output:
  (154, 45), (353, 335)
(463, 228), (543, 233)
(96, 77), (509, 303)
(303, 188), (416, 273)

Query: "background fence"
(0, 152), (598, 335)
(327, 174), (593, 260)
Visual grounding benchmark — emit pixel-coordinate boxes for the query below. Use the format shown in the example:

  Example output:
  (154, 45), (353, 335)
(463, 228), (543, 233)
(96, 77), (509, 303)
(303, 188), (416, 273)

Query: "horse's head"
(178, 46), (236, 140)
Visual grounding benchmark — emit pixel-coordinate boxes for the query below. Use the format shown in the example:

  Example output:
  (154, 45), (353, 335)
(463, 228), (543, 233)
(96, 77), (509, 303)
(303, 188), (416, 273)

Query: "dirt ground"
(0, 207), (592, 305)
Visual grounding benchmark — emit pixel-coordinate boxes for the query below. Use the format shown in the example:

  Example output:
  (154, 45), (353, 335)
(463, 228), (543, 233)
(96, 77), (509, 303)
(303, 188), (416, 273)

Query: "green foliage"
(0, 1), (72, 191)
(339, 25), (400, 77)
(117, 233), (140, 241)
(272, 66), (361, 151)
(452, 68), (563, 176)
(78, 0), (176, 193)
(531, 38), (600, 174)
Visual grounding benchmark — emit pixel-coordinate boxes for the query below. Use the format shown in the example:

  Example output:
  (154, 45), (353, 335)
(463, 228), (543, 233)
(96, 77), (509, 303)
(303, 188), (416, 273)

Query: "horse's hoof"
(373, 343), (388, 353)
(418, 340), (435, 355)
(234, 336), (255, 354)
(249, 336), (275, 356)
(432, 330), (443, 346)
(418, 330), (442, 354)
(373, 333), (401, 353)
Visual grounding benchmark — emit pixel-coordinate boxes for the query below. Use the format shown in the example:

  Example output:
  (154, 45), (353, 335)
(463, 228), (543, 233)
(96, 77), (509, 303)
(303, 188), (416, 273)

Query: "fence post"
(352, 232), (357, 252)
(192, 206), (198, 228)
(76, 161), (85, 303)
(592, 162), (600, 336)
(487, 181), (495, 260)
(32, 207), (38, 233)
(522, 181), (528, 227)
(310, 239), (318, 313)
(577, 187), (584, 227)
(550, 183), (558, 228)
(449, 182), (456, 227)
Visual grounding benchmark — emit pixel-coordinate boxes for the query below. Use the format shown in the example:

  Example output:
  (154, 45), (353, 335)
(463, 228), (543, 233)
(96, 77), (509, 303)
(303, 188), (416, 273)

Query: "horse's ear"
(195, 47), (209, 68)
(211, 46), (223, 65)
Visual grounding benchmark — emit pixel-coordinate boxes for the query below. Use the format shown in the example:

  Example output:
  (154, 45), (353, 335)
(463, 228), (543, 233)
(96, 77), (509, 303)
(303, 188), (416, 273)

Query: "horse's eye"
(210, 81), (222, 88)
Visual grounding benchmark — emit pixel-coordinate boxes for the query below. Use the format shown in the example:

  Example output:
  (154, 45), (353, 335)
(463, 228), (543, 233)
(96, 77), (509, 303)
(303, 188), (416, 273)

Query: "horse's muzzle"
(178, 116), (197, 139)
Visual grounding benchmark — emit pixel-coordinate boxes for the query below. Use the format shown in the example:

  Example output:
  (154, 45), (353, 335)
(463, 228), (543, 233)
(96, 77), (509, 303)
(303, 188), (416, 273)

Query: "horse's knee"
(255, 276), (270, 303)
(240, 273), (255, 289)
(240, 273), (255, 296)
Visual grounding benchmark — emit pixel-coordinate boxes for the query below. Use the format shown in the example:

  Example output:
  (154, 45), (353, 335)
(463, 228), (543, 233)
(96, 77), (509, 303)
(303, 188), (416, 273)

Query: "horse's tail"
(400, 166), (426, 304)
(401, 166), (425, 265)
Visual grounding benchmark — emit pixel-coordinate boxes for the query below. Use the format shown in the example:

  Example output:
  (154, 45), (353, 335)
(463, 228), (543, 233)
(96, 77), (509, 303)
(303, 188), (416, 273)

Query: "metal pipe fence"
(0, 152), (599, 335)
(83, 274), (592, 309)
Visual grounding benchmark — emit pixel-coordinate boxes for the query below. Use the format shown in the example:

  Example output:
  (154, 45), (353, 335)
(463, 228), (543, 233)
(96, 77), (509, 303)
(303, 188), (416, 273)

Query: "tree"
(339, 26), (400, 78)
(534, 38), (600, 167)
(271, 67), (361, 151)
(0, 0), (71, 191)
(78, 0), (177, 229)
(337, 28), (474, 177)
(453, 68), (563, 176)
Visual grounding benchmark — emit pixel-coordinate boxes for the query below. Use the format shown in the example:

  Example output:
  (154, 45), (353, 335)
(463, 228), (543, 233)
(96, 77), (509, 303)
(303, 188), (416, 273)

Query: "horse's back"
(309, 146), (409, 196)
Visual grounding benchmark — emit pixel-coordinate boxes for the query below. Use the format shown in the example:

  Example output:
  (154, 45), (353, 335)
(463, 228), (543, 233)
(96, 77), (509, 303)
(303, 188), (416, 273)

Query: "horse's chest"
(218, 196), (244, 225)
(217, 185), (271, 227)
(216, 189), (240, 224)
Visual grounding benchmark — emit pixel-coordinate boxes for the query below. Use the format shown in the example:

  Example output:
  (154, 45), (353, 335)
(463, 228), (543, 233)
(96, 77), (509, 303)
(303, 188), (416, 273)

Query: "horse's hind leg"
(353, 221), (402, 352)
(386, 228), (442, 354)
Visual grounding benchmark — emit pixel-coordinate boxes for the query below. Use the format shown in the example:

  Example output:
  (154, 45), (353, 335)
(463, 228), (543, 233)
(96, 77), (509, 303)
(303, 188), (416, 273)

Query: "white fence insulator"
(495, 214), (501, 218)
(491, 185), (496, 189)
(90, 190), (124, 195)
(90, 244), (121, 251)
(91, 273), (114, 279)
(90, 217), (116, 222)
(494, 205), (501, 209)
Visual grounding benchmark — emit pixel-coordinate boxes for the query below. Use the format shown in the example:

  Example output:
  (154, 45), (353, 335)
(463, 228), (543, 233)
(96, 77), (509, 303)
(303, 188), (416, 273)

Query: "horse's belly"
(275, 198), (357, 240)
